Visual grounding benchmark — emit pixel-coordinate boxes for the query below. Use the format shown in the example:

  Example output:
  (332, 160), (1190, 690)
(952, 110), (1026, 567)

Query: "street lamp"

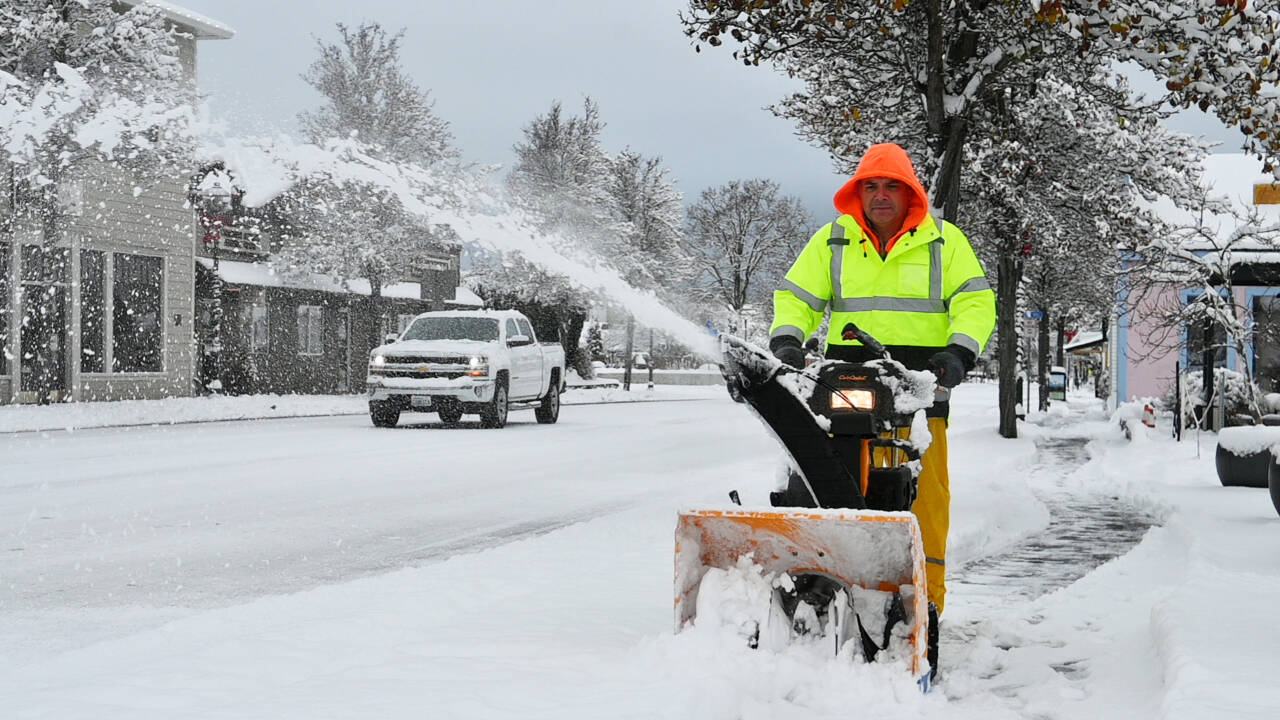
(193, 167), (236, 393)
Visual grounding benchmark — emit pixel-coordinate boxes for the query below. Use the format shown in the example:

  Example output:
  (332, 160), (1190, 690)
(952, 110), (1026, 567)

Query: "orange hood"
(833, 143), (931, 253)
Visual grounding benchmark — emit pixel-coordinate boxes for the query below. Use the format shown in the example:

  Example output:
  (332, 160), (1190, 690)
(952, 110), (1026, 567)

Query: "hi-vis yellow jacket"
(770, 144), (995, 374)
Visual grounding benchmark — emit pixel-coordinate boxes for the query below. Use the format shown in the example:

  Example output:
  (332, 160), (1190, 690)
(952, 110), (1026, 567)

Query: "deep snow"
(2, 383), (1278, 718)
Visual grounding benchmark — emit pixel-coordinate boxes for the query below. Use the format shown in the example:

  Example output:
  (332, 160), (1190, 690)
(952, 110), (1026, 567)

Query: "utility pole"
(647, 327), (654, 389)
(622, 315), (635, 391)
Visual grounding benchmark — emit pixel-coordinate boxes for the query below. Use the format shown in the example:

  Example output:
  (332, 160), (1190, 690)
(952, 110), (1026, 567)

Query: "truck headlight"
(369, 354), (387, 373)
(467, 355), (489, 377)
(831, 388), (875, 412)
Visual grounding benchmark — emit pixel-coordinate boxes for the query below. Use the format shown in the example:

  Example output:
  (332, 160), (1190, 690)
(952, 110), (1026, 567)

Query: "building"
(1109, 154), (1280, 409)
(0, 3), (234, 405)
(190, 187), (482, 395)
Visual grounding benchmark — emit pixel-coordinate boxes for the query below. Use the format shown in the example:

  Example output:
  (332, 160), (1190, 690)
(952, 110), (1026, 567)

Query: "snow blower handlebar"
(842, 323), (889, 359)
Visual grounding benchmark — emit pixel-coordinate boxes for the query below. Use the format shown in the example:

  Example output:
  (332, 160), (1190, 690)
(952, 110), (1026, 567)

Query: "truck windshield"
(402, 317), (500, 342)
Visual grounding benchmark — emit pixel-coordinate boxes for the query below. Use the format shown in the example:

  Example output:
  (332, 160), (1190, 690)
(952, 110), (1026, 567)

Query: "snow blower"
(674, 326), (938, 691)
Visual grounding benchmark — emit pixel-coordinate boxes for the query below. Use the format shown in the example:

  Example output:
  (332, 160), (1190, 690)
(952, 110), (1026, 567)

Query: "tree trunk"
(996, 252), (1022, 438)
(1055, 314), (1066, 367)
(1201, 316), (1214, 428)
(1038, 306), (1050, 412)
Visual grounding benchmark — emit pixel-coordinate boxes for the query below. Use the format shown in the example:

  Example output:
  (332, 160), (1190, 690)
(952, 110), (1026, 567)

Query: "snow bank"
(0, 385), (725, 434)
(1215, 425), (1280, 456)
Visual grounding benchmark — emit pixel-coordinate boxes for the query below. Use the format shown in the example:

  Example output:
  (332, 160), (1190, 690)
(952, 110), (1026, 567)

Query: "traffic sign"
(1022, 310), (1044, 320)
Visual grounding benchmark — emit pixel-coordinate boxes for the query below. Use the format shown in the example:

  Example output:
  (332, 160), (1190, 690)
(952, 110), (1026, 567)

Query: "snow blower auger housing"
(675, 328), (937, 691)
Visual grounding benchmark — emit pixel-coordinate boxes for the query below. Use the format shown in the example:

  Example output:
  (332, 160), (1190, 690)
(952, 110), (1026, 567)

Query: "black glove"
(928, 348), (968, 389)
(769, 336), (806, 369)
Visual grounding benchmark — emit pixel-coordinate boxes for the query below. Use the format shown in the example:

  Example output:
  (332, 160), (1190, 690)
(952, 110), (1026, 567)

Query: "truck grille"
(386, 355), (466, 365)
(380, 369), (466, 380)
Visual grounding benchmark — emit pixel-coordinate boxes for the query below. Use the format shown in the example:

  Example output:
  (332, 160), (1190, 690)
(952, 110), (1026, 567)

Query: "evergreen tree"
(299, 22), (456, 168)
(608, 148), (686, 291)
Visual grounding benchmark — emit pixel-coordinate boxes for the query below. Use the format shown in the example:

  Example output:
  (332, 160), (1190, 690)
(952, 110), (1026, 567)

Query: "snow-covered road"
(4, 385), (1279, 719)
(1, 394), (775, 667)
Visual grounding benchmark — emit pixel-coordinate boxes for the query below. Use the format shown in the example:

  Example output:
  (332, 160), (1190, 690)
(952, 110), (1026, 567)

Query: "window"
(505, 319), (519, 339)
(250, 305), (268, 352)
(517, 318), (536, 342)
(297, 305), (323, 356)
(80, 250), (105, 373)
(402, 316), (498, 342)
(1185, 318), (1227, 370)
(0, 243), (7, 375)
(112, 253), (163, 373)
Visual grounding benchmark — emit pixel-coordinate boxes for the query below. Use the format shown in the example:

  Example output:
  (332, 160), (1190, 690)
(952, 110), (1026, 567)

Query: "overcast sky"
(179, 1), (1250, 223)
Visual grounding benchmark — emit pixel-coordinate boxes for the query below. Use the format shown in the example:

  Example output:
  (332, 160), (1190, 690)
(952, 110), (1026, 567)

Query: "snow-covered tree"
(682, 1), (1280, 220)
(276, 21), (458, 357)
(472, 98), (636, 374)
(956, 69), (1208, 433)
(681, 179), (810, 343)
(299, 22), (457, 168)
(506, 98), (638, 270)
(608, 148), (686, 291)
(0, 0), (193, 400)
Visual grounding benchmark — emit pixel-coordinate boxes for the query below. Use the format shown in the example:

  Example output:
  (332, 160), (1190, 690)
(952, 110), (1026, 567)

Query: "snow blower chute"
(674, 327), (938, 691)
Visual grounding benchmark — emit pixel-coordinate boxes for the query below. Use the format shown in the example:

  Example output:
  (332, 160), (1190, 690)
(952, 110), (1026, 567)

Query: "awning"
(1065, 331), (1105, 353)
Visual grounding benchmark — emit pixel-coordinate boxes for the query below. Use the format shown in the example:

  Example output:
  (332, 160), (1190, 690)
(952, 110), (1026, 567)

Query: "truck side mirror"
(507, 334), (530, 347)
(385, 333), (399, 344)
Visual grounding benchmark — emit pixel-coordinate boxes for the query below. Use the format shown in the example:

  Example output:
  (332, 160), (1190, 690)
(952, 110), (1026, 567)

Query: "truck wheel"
(479, 377), (508, 429)
(437, 403), (463, 425)
(370, 402), (399, 428)
(535, 372), (561, 424)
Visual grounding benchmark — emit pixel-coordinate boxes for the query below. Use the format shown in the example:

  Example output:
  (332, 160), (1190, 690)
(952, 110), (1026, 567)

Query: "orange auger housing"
(674, 508), (931, 685)
(674, 331), (941, 690)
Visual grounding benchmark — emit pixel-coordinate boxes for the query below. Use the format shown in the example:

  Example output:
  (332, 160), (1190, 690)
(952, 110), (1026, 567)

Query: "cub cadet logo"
(838, 375), (868, 382)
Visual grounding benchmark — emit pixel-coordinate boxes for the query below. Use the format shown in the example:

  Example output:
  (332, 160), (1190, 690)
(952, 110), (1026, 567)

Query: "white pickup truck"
(366, 309), (567, 429)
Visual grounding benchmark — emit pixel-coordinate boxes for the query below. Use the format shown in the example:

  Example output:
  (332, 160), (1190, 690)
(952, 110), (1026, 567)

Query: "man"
(768, 143), (996, 617)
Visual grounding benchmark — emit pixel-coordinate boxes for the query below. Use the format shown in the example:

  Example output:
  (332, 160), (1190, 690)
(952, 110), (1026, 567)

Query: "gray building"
(0, 3), (234, 405)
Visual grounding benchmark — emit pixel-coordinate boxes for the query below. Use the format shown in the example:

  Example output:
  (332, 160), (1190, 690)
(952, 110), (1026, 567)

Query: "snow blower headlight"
(830, 387), (875, 412)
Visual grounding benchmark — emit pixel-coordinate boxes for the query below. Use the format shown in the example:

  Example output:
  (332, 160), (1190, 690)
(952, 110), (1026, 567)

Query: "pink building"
(1109, 154), (1280, 407)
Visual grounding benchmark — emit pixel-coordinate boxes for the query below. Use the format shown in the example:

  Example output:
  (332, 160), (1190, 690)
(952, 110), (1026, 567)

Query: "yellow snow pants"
(879, 417), (950, 614)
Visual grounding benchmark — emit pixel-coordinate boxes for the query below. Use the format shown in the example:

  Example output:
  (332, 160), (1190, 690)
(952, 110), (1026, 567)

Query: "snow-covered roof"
(198, 258), (422, 300)
(445, 285), (485, 308)
(119, 1), (235, 40)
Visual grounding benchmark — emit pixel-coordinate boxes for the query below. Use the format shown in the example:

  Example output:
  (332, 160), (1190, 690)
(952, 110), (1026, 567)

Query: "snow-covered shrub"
(1170, 368), (1261, 428)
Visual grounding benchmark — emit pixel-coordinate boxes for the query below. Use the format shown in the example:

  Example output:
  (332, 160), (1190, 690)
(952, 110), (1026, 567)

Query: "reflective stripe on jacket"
(770, 213), (996, 369)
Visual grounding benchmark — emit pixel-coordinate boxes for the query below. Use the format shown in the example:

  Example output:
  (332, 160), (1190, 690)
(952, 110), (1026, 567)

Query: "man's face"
(860, 177), (909, 233)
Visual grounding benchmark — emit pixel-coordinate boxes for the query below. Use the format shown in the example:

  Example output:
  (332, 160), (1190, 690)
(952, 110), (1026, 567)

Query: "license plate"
(410, 395), (432, 408)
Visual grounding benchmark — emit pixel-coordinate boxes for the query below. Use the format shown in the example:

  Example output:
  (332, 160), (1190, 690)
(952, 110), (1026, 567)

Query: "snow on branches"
(0, 0), (192, 179)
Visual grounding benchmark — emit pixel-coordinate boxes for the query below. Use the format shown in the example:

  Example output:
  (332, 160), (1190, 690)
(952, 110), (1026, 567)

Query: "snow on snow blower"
(674, 326), (939, 691)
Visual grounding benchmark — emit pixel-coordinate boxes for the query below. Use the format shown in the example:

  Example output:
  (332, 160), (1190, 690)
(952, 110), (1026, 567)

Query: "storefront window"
(1253, 295), (1280, 392)
(80, 249), (105, 373)
(112, 253), (163, 373)
(250, 305), (269, 352)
